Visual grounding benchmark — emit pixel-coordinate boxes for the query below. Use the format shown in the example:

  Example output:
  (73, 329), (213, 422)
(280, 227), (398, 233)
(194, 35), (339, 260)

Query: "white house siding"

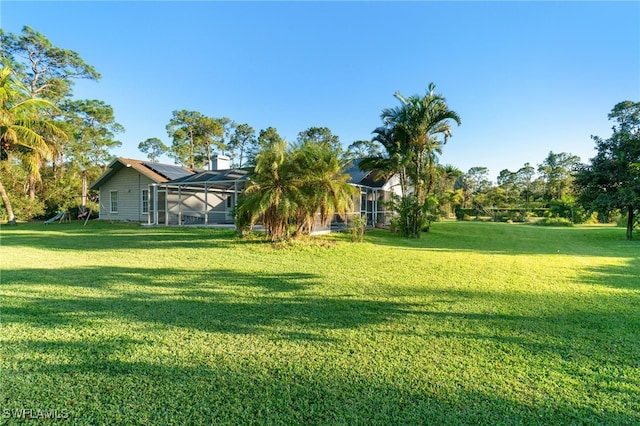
(384, 175), (402, 197)
(98, 168), (156, 222)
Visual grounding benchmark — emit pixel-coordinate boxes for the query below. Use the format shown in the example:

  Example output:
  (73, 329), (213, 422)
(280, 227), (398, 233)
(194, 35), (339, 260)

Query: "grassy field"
(1, 221), (639, 425)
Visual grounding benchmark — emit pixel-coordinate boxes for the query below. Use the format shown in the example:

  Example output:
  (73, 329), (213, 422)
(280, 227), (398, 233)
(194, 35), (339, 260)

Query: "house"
(341, 159), (402, 227)
(89, 157), (196, 222)
(90, 156), (400, 229)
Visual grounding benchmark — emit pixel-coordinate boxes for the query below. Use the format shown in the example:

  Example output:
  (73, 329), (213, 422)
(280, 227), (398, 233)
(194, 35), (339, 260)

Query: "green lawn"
(1, 221), (639, 425)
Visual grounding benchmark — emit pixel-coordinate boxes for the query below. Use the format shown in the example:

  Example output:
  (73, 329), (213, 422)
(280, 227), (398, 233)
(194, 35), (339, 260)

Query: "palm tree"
(237, 138), (302, 241)
(293, 141), (356, 235)
(237, 137), (356, 241)
(364, 83), (461, 237)
(0, 67), (66, 224)
(360, 125), (411, 197)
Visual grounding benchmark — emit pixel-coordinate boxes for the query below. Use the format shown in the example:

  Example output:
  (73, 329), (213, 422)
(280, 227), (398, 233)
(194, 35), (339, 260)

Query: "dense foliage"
(0, 67), (66, 224)
(1, 26), (121, 222)
(575, 101), (640, 239)
(236, 128), (355, 241)
(361, 84), (461, 238)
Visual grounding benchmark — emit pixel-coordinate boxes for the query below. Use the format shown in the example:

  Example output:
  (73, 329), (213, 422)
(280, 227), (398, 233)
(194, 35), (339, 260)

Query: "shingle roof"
(344, 159), (391, 189)
(89, 158), (196, 190)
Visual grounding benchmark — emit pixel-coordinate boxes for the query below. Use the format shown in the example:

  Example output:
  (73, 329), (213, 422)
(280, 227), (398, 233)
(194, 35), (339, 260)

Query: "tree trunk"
(627, 205), (634, 240)
(0, 179), (17, 225)
(81, 170), (87, 207)
(28, 174), (36, 200)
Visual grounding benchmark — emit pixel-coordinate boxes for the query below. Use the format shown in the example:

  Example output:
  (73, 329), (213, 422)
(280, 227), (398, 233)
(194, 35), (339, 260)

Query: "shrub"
(233, 197), (255, 237)
(455, 207), (476, 220)
(533, 217), (574, 227)
(349, 215), (366, 242)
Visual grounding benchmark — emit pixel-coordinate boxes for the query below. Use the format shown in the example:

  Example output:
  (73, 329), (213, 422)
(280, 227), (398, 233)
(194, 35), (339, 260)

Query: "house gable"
(90, 158), (196, 222)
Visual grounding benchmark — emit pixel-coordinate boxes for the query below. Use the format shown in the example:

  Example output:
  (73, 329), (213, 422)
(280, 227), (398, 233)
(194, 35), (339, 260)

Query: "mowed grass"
(1, 221), (639, 425)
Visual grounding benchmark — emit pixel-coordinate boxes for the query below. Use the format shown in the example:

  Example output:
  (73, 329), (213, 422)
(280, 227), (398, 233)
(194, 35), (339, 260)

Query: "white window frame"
(110, 191), (118, 213)
(141, 189), (149, 214)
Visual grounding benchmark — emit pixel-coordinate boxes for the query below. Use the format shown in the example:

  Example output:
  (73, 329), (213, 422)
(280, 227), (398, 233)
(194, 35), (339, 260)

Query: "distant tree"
(55, 99), (123, 209)
(138, 137), (167, 163)
(466, 166), (491, 195)
(516, 162), (536, 208)
(0, 67), (66, 224)
(194, 116), (225, 169)
(1, 26), (100, 102)
(453, 174), (473, 209)
(257, 126), (285, 149)
(246, 126), (285, 166)
(166, 110), (222, 169)
(497, 169), (516, 188)
(575, 101), (640, 239)
(483, 186), (508, 208)
(435, 164), (463, 216)
(497, 169), (519, 206)
(62, 99), (124, 168)
(297, 126), (341, 152)
(216, 117), (237, 156)
(228, 123), (256, 168)
(435, 164), (463, 194)
(538, 151), (580, 200)
(166, 110), (200, 168)
(345, 139), (382, 160)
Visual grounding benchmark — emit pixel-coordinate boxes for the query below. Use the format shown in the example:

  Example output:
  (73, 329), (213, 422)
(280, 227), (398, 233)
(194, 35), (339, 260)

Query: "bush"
(490, 209), (527, 223)
(0, 195), (45, 222)
(455, 207), (476, 220)
(349, 215), (366, 242)
(533, 217), (574, 227)
(233, 197), (255, 237)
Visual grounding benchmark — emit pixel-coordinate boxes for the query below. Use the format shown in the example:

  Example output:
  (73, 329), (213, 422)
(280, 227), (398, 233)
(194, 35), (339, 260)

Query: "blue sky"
(2, 1), (639, 182)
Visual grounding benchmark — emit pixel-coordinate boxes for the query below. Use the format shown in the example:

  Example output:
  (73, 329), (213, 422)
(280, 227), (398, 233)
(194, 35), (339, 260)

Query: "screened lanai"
(148, 168), (249, 226)
(146, 159), (400, 229)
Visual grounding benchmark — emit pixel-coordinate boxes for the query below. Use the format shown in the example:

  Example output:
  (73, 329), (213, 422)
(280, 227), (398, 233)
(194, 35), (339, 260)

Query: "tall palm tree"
(365, 83), (461, 237)
(360, 125), (411, 198)
(0, 67), (66, 224)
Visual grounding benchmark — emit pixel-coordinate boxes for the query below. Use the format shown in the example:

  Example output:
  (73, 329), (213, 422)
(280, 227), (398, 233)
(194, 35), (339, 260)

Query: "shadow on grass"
(4, 339), (638, 426)
(2, 266), (407, 339)
(578, 256), (640, 291)
(3, 270), (639, 424)
(0, 221), (243, 251)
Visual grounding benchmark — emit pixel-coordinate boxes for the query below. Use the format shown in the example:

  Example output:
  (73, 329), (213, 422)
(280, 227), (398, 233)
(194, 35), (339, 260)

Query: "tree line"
(1, 26), (638, 239)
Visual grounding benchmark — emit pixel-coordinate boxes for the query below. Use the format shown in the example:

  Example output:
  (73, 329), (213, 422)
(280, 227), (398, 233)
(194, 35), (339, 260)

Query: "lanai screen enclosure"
(147, 160), (400, 230)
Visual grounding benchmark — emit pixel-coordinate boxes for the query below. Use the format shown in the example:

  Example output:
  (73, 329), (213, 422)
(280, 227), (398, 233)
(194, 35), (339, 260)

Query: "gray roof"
(344, 159), (390, 189)
(90, 158), (196, 190)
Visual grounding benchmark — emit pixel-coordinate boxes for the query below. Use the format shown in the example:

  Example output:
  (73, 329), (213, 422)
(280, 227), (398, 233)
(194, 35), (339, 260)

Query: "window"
(110, 191), (118, 213)
(141, 189), (149, 213)
(226, 194), (233, 209)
